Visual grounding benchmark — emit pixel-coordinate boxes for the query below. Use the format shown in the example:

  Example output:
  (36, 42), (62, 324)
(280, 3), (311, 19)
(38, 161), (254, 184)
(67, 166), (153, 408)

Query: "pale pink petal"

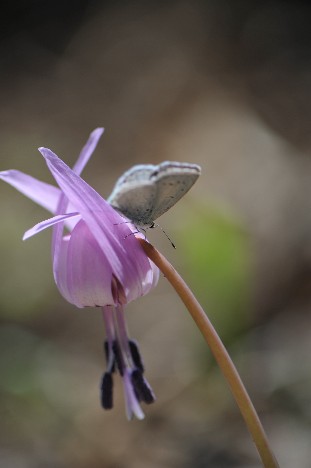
(51, 128), (104, 293)
(23, 212), (81, 240)
(65, 220), (115, 307)
(53, 235), (72, 304)
(72, 128), (104, 176)
(0, 170), (61, 213)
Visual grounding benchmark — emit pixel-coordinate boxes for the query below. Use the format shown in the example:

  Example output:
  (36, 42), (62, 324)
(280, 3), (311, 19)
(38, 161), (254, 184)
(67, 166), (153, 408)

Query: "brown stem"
(138, 238), (279, 468)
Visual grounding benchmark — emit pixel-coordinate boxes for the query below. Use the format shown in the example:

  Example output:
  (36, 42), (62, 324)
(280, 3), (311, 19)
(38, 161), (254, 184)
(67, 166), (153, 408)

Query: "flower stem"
(138, 238), (279, 468)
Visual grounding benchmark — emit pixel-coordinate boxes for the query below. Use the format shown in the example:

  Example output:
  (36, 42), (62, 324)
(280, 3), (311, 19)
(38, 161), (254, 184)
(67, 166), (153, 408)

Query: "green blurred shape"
(0, 203), (53, 320)
(178, 204), (251, 342)
(0, 325), (41, 395)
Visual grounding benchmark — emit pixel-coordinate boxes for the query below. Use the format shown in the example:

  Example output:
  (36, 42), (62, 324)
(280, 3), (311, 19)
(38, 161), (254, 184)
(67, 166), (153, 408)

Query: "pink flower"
(0, 128), (159, 419)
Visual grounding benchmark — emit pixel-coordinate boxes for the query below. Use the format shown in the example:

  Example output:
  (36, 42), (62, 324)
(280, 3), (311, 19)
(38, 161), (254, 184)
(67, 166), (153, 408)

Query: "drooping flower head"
(0, 128), (159, 419)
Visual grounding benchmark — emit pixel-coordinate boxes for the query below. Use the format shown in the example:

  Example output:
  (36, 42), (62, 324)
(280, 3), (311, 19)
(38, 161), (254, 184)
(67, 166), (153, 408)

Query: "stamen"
(103, 340), (109, 361)
(131, 369), (156, 404)
(101, 372), (113, 409)
(129, 339), (144, 373)
(123, 370), (145, 420)
(103, 340), (115, 373)
(101, 305), (154, 418)
(112, 340), (124, 376)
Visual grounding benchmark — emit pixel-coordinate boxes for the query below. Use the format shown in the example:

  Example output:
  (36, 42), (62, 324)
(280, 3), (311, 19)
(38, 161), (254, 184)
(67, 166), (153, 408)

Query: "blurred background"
(1, 1), (311, 466)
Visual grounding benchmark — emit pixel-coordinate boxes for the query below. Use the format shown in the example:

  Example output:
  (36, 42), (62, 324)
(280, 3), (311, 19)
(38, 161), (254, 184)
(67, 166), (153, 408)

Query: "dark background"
(1, 1), (311, 467)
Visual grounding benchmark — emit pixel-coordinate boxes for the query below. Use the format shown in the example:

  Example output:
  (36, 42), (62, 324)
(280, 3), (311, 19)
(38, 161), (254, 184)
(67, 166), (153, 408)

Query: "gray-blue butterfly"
(108, 161), (201, 227)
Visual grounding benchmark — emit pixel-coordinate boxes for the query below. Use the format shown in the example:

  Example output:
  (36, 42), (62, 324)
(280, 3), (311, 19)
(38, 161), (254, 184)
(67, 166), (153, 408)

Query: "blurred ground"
(1, 1), (311, 467)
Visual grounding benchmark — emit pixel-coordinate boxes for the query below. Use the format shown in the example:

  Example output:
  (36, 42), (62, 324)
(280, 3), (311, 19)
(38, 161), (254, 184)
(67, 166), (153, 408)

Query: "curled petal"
(23, 212), (81, 240)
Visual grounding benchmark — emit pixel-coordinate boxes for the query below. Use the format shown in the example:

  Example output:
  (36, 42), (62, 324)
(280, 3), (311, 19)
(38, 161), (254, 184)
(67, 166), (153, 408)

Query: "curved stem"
(138, 238), (279, 468)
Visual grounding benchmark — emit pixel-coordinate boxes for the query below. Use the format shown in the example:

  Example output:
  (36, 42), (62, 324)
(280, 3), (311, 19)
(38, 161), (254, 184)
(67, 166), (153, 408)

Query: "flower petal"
(23, 212), (81, 240)
(72, 128), (104, 176)
(39, 147), (153, 302)
(53, 235), (72, 304)
(64, 220), (115, 307)
(51, 128), (104, 295)
(0, 129), (103, 214)
(0, 170), (61, 213)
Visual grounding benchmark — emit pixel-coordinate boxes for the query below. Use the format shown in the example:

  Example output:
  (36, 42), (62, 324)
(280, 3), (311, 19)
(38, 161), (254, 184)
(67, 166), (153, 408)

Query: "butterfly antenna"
(153, 223), (176, 249)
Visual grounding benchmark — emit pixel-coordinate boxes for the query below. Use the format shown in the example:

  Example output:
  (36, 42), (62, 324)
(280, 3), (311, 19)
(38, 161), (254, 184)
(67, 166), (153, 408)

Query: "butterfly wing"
(151, 162), (201, 220)
(108, 165), (157, 226)
(108, 161), (201, 226)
